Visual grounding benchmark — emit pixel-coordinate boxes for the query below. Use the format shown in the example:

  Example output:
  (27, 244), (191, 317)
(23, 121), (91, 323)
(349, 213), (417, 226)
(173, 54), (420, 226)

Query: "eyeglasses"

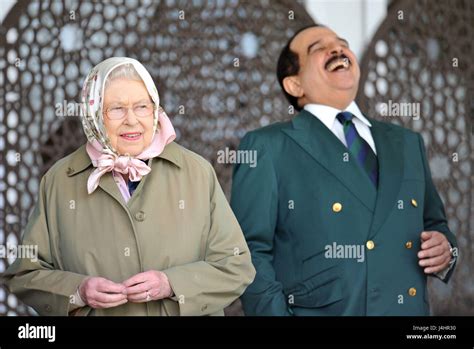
(105, 102), (155, 120)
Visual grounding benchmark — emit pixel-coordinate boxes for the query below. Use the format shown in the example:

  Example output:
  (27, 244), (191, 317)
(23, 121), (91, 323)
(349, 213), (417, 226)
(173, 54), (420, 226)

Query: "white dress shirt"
(304, 101), (377, 155)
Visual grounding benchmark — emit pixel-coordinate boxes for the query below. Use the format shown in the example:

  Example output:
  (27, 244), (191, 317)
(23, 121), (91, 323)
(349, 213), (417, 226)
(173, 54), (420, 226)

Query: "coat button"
(66, 167), (74, 176)
(44, 304), (52, 312)
(201, 304), (208, 312)
(408, 287), (417, 297)
(405, 241), (413, 249)
(135, 211), (146, 221)
(411, 199), (418, 207)
(366, 240), (375, 250)
(332, 202), (342, 213)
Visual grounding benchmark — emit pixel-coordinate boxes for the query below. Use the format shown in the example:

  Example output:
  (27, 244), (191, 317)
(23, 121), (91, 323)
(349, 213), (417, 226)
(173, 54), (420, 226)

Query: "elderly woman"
(4, 57), (255, 316)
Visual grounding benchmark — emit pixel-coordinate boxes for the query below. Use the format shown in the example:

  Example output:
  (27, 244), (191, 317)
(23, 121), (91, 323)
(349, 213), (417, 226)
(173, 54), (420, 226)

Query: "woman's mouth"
(120, 132), (143, 141)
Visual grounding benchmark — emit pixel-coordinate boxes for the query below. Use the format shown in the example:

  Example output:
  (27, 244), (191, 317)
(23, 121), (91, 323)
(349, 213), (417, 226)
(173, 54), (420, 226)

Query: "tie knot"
(336, 111), (354, 124)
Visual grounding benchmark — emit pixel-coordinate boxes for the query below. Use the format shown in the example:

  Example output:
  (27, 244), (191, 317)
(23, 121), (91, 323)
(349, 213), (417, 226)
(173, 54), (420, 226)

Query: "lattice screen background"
(0, 0), (314, 316)
(0, 0), (472, 316)
(355, 0), (473, 315)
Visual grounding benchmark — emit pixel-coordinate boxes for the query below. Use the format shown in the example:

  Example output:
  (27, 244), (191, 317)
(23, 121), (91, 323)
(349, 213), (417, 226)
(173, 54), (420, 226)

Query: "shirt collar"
(303, 101), (372, 128)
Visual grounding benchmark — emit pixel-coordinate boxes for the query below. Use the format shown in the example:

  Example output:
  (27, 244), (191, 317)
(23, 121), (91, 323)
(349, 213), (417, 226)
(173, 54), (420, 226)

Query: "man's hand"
(122, 270), (173, 303)
(78, 277), (128, 309)
(418, 231), (452, 274)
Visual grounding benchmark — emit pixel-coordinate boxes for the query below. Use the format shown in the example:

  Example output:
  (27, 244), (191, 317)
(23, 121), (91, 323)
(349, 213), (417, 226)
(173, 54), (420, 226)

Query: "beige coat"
(3, 142), (255, 316)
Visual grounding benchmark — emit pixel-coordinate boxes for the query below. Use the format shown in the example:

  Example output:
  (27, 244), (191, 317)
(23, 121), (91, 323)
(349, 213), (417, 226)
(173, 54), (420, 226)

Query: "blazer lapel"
(282, 110), (377, 212)
(368, 119), (404, 237)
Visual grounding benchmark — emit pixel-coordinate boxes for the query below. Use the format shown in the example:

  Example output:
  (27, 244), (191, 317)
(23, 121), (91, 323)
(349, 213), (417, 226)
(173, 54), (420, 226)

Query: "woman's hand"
(78, 277), (128, 309)
(123, 270), (173, 303)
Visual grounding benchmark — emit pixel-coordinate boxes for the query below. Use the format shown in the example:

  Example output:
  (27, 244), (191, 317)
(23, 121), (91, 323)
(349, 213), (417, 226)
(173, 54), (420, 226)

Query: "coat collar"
(65, 141), (183, 177)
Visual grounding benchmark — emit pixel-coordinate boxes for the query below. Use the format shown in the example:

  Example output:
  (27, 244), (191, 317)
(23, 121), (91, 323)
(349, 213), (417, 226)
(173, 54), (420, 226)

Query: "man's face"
(288, 26), (360, 108)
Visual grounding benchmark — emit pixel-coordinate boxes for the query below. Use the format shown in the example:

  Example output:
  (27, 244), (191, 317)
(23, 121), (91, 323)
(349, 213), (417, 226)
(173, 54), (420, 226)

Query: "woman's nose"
(124, 108), (139, 125)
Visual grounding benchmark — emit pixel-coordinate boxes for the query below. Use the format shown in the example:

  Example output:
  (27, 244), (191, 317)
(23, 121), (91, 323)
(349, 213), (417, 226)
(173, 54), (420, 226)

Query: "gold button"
(332, 202), (342, 213)
(408, 287), (417, 296)
(366, 240), (375, 250)
(405, 241), (413, 249)
(411, 199), (418, 207)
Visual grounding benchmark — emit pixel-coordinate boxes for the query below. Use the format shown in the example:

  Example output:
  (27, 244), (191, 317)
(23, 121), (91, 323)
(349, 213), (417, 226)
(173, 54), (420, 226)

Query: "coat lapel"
(126, 157), (154, 207)
(65, 144), (127, 208)
(98, 172), (128, 208)
(282, 110), (377, 212)
(368, 119), (404, 237)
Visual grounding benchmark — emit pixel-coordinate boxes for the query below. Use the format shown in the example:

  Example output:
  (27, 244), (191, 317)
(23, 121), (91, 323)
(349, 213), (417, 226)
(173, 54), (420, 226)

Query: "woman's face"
(103, 79), (155, 156)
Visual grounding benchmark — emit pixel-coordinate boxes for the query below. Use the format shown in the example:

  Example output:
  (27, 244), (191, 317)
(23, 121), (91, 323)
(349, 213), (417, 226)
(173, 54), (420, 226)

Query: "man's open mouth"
(325, 54), (351, 72)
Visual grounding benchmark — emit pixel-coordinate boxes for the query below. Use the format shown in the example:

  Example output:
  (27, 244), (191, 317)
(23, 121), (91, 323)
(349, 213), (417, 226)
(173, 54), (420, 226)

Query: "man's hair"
(276, 24), (323, 111)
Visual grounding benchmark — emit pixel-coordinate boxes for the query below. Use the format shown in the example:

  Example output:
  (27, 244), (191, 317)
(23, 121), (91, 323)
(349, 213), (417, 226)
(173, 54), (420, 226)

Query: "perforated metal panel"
(0, 0), (314, 316)
(356, 0), (473, 315)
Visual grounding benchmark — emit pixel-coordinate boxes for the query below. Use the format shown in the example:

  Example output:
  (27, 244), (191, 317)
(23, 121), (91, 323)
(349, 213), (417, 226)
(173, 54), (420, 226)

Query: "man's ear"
(282, 76), (304, 99)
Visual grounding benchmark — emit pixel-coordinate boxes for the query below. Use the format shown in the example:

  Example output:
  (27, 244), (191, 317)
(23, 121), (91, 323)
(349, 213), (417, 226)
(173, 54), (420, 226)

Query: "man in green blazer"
(231, 25), (458, 316)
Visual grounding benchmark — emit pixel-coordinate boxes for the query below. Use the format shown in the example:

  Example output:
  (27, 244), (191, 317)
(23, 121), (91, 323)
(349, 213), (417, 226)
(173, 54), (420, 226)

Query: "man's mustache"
(324, 53), (351, 70)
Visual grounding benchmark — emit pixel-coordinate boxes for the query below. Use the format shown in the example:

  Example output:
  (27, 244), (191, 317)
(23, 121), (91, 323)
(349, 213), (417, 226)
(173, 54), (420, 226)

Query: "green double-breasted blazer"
(231, 110), (457, 316)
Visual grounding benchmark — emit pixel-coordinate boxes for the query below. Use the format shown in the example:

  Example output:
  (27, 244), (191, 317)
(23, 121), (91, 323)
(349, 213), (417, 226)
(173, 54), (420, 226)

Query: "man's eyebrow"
(338, 37), (349, 46)
(307, 40), (321, 53)
(306, 37), (349, 53)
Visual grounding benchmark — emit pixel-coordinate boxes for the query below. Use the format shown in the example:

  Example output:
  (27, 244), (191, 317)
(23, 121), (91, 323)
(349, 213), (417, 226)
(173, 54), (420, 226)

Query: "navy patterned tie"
(336, 112), (378, 187)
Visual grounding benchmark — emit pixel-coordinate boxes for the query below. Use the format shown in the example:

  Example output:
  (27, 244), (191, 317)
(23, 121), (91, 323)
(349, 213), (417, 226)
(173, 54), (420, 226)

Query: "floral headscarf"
(80, 57), (176, 199)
